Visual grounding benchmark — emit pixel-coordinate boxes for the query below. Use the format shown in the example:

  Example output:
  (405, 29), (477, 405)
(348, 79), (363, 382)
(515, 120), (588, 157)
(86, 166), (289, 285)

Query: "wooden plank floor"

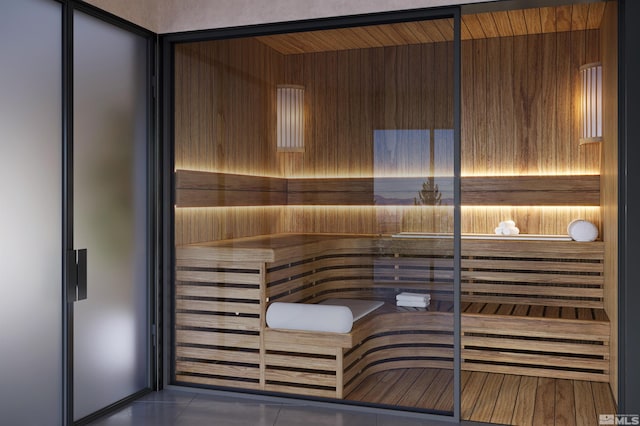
(346, 369), (616, 425)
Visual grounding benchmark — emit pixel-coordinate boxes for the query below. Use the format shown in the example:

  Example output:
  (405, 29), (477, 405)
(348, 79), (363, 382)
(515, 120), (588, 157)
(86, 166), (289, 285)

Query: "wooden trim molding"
(175, 169), (600, 207)
(461, 175), (600, 205)
(175, 170), (287, 207)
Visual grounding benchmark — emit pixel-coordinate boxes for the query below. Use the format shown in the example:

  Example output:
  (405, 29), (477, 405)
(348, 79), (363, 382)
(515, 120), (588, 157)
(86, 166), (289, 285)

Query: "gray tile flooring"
(88, 389), (489, 426)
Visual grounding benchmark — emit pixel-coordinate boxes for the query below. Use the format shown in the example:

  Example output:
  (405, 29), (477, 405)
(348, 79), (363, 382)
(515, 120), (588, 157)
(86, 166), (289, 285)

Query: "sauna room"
(171, 0), (618, 423)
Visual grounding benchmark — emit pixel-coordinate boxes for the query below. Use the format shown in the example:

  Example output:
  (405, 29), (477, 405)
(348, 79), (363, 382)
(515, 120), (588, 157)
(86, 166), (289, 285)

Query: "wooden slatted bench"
(263, 302), (454, 398)
(460, 238), (609, 382)
(461, 302), (610, 382)
(174, 233), (610, 399)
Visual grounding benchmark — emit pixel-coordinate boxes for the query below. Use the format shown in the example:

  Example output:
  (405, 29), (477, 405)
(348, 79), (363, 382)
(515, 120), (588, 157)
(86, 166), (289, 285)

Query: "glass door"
(71, 9), (151, 422)
(170, 10), (460, 419)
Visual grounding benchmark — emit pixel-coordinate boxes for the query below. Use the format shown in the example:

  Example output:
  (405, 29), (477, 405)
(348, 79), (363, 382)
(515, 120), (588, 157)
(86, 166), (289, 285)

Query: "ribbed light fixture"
(277, 84), (305, 152)
(579, 62), (603, 144)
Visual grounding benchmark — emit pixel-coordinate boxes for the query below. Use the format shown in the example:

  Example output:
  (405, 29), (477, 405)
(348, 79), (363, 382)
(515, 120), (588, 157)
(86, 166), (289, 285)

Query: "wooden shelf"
(392, 232), (573, 241)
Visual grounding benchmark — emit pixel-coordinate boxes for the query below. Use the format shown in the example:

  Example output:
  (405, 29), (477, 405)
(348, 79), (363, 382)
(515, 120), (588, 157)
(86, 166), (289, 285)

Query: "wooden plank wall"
(461, 30), (601, 176)
(174, 38), (283, 175)
(600, 1), (618, 403)
(175, 207), (283, 246)
(174, 38), (284, 244)
(174, 29), (604, 244)
(279, 42), (454, 177)
(176, 171), (599, 208)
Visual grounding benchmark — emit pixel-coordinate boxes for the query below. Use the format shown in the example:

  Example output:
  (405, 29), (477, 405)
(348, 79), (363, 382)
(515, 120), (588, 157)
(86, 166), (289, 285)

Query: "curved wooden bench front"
(263, 306), (454, 398)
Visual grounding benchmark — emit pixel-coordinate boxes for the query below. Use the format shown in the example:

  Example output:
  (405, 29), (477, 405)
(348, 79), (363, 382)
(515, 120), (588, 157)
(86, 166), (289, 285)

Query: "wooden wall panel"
(176, 172), (597, 208)
(174, 38), (283, 175)
(600, 1), (618, 403)
(175, 170), (287, 207)
(174, 207), (284, 246)
(461, 30), (601, 175)
(174, 38), (284, 243)
(280, 42), (454, 178)
(462, 175), (600, 206)
(175, 29), (606, 243)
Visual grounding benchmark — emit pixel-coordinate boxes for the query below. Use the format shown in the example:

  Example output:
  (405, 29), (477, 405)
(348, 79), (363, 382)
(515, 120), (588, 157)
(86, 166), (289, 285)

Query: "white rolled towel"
(396, 292), (430, 302)
(397, 300), (429, 308)
(500, 220), (516, 228)
(266, 302), (353, 333)
(568, 219), (599, 242)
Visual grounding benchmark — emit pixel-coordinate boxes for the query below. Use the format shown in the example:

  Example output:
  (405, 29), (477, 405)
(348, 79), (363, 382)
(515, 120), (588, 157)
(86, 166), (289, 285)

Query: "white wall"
(83, 0), (159, 32)
(83, 0), (489, 34)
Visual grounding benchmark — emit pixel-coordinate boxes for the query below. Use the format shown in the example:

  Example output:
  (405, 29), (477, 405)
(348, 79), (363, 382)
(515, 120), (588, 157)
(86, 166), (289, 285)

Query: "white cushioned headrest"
(266, 302), (353, 333)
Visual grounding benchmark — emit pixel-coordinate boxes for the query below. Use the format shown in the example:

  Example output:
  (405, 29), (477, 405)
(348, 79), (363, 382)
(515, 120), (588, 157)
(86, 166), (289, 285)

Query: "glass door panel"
(368, 18), (456, 414)
(0, 1), (62, 424)
(172, 13), (458, 417)
(73, 10), (149, 421)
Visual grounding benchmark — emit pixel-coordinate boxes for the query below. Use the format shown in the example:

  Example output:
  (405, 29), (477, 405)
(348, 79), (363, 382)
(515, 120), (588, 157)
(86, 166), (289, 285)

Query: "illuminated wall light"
(277, 85), (305, 152)
(579, 62), (603, 144)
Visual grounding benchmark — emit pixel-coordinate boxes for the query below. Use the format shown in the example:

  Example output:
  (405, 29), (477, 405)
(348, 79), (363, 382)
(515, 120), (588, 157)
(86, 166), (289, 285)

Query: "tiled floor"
(88, 389), (490, 426)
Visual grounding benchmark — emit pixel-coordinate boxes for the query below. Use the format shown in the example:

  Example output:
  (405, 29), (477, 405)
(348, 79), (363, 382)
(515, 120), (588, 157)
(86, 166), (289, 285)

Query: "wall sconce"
(579, 62), (603, 144)
(277, 84), (304, 152)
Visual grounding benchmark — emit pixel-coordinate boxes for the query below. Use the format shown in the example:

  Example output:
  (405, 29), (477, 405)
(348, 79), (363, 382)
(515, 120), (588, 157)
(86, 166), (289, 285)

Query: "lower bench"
(263, 303), (453, 399)
(259, 301), (610, 399)
(461, 302), (610, 382)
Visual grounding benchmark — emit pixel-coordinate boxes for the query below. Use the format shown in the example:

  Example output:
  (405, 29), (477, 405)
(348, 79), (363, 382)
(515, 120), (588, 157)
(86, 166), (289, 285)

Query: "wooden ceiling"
(256, 2), (606, 55)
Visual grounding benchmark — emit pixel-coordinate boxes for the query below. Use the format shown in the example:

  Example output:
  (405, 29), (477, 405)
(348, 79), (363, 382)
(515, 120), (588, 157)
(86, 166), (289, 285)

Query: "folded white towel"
(397, 300), (429, 308)
(495, 220), (520, 235)
(502, 226), (520, 236)
(396, 292), (431, 302)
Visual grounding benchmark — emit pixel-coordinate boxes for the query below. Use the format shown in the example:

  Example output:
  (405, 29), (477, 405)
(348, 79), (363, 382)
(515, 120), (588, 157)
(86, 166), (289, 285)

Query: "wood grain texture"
(178, 234), (611, 389)
(462, 175), (600, 205)
(177, 171), (599, 209)
(175, 27), (604, 243)
(174, 38), (282, 174)
(461, 371), (488, 419)
(512, 375), (539, 426)
(574, 380), (599, 426)
(454, 370), (615, 425)
(532, 378), (556, 426)
(461, 30), (601, 176)
(556, 379), (577, 426)
(175, 170), (287, 207)
(600, 1), (619, 403)
(490, 374), (521, 424)
(252, 5), (604, 55)
(469, 373), (503, 422)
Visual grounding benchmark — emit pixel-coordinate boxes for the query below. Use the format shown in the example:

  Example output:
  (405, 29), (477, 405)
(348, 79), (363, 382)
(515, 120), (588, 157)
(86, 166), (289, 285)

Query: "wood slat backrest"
(265, 241), (455, 304)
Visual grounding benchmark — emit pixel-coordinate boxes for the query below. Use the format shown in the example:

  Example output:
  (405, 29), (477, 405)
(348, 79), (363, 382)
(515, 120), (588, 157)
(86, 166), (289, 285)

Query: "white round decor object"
(567, 219), (598, 242)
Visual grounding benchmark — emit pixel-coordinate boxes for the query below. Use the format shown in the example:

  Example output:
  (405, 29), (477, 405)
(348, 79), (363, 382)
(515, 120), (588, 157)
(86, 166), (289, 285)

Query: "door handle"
(77, 249), (87, 301)
(67, 249), (87, 302)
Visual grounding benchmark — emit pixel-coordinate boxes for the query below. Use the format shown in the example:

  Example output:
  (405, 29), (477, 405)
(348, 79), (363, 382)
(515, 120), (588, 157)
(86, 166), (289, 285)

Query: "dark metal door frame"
(56, 1), (159, 424)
